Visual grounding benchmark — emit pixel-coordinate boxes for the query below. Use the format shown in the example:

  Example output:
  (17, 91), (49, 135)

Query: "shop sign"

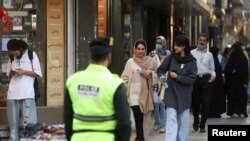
(98, 0), (107, 37)
(47, 0), (65, 107)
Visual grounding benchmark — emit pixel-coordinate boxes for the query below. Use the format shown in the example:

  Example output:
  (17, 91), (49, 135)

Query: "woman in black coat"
(224, 41), (248, 118)
(208, 47), (226, 118)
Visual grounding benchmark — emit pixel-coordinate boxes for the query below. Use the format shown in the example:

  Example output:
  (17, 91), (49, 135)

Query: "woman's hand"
(142, 70), (152, 79)
(169, 71), (177, 79)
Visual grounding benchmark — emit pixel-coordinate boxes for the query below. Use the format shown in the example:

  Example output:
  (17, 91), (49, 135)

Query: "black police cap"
(89, 37), (114, 59)
(89, 37), (113, 49)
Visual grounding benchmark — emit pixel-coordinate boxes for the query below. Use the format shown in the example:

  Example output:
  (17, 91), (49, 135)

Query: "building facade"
(0, 0), (213, 125)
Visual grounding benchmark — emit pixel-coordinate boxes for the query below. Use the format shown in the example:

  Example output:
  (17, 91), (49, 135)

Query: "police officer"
(64, 37), (131, 141)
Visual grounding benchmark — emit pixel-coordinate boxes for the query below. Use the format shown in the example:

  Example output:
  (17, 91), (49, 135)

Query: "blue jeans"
(154, 102), (166, 128)
(165, 108), (189, 141)
(7, 99), (37, 141)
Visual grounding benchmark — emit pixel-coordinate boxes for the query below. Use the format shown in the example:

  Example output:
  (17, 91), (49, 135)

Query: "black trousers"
(131, 106), (144, 141)
(192, 75), (213, 129)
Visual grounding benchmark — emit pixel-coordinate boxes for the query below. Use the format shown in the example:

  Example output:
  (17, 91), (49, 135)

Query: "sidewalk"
(131, 104), (250, 141)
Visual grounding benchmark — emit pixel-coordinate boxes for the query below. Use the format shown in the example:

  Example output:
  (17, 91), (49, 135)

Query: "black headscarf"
(172, 53), (196, 64)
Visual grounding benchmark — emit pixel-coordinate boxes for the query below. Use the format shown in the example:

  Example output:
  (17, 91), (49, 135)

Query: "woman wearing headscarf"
(149, 36), (170, 133)
(157, 35), (197, 141)
(121, 39), (157, 141)
(224, 41), (248, 118)
(149, 36), (171, 58)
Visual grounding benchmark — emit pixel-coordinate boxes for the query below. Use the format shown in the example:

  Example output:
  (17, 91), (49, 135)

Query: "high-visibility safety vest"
(66, 64), (123, 141)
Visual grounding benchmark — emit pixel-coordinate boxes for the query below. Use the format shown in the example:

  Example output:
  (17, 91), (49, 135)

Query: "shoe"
(239, 114), (245, 118)
(153, 124), (159, 131)
(193, 123), (199, 131)
(159, 127), (166, 133)
(200, 128), (206, 133)
(231, 113), (238, 118)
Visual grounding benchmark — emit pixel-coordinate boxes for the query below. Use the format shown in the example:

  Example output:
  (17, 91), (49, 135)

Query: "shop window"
(75, 0), (97, 70)
(0, 0), (46, 107)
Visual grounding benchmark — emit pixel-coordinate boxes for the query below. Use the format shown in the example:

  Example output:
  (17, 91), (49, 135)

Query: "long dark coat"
(224, 44), (248, 117)
(208, 47), (226, 117)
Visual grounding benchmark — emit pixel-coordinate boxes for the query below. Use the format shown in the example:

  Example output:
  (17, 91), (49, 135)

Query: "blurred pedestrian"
(6, 39), (42, 140)
(224, 41), (248, 118)
(208, 47), (226, 118)
(245, 47), (250, 102)
(191, 33), (216, 133)
(64, 37), (131, 141)
(157, 35), (197, 141)
(149, 36), (170, 133)
(220, 47), (230, 72)
(121, 39), (157, 141)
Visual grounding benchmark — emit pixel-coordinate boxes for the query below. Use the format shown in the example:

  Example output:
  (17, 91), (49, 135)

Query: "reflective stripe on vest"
(73, 114), (116, 122)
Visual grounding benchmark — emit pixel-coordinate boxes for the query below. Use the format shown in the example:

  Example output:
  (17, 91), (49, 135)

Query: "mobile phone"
(137, 69), (144, 76)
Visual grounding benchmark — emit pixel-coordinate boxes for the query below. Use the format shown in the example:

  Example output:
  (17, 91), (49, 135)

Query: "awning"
(173, 0), (211, 16)
(192, 0), (211, 15)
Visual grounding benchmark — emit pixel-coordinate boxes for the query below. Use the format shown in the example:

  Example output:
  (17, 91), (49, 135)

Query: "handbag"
(159, 84), (165, 102)
(33, 77), (40, 101)
(144, 79), (154, 113)
(158, 54), (172, 102)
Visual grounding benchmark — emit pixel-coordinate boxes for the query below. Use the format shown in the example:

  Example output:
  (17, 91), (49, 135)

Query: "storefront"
(70, 0), (124, 75)
(0, 0), (66, 126)
(0, 0), (125, 126)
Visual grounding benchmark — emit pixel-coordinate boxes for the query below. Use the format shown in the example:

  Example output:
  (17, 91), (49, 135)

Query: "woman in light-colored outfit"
(121, 39), (157, 141)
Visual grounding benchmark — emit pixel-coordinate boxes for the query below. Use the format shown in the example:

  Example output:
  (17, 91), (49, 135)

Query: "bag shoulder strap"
(28, 49), (34, 71)
(167, 54), (173, 70)
(28, 49), (33, 61)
